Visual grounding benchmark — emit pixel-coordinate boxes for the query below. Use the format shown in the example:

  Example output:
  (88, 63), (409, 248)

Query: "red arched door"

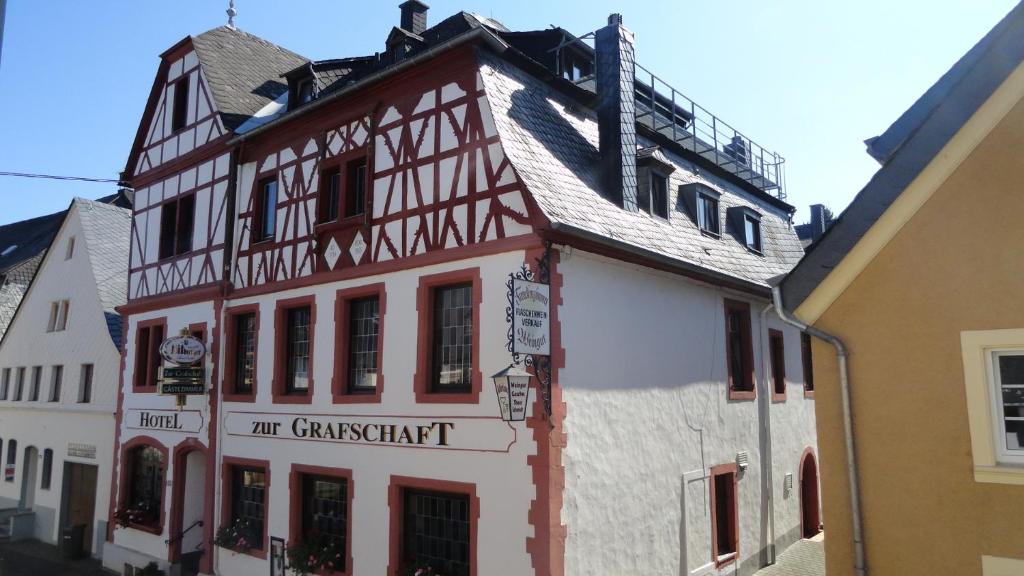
(800, 450), (821, 538)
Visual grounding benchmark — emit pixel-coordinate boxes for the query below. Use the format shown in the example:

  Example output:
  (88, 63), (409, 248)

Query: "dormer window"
(560, 47), (593, 81)
(296, 78), (315, 105)
(697, 192), (720, 236)
(636, 146), (676, 220)
(392, 43), (408, 62)
(743, 213), (762, 253)
(649, 173), (669, 219)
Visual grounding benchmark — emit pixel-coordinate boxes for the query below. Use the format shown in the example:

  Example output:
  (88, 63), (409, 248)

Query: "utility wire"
(0, 171), (125, 185)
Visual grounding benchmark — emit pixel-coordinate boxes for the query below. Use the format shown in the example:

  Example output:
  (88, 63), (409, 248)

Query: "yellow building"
(777, 4), (1024, 575)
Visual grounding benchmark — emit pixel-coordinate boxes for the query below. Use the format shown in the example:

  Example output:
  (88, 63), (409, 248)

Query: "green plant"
(286, 531), (345, 575)
(213, 518), (257, 552)
(112, 508), (144, 528)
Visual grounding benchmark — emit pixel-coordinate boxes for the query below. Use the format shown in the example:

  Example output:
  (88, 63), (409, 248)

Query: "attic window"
(1, 245), (16, 257)
(297, 78), (315, 105)
(560, 49), (592, 81)
(172, 76), (190, 132)
(65, 237), (75, 260)
(649, 173), (669, 219)
(697, 192), (720, 236)
(744, 213), (762, 253)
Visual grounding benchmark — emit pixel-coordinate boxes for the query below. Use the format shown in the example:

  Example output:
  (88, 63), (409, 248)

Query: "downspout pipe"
(757, 303), (777, 565)
(771, 285), (866, 576)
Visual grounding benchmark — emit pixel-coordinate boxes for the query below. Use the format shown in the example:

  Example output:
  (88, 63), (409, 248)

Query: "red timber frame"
(223, 303), (261, 403)
(133, 317), (167, 393)
(769, 328), (787, 402)
(220, 455), (271, 560)
(724, 299), (756, 401)
(116, 435), (170, 536)
(709, 462), (739, 569)
(413, 268), (483, 404)
(387, 475), (479, 576)
(333, 283), (386, 404)
(289, 464), (355, 575)
(272, 295), (317, 404)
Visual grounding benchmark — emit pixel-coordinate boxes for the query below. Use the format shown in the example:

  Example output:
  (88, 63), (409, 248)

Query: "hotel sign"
(225, 412), (516, 453)
(511, 278), (550, 356)
(126, 409), (204, 433)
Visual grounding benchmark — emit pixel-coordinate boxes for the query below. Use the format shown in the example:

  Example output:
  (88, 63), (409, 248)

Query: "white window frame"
(743, 214), (762, 252)
(988, 350), (1024, 465)
(696, 192), (720, 236)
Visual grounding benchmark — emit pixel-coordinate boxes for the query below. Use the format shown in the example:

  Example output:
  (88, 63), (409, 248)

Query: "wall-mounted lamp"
(491, 364), (532, 422)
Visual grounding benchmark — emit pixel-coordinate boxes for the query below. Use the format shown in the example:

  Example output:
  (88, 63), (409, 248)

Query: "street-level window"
(13, 368), (24, 401)
(770, 329), (786, 400)
(991, 351), (1024, 465)
(348, 296), (380, 393)
(801, 332), (814, 394)
(431, 284), (473, 393)
(158, 194), (195, 259)
(49, 365), (63, 402)
(230, 312), (257, 395)
(285, 306), (312, 395)
(724, 299), (755, 399)
(710, 464), (738, 567)
(29, 366), (41, 402)
(126, 445), (164, 528)
(402, 489), (470, 576)
(78, 364), (93, 404)
(300, 474), (348, 570)
(41, 449), (53, 490)
(0, 368), (9, 400)
(133, 322), (165, 391)
(5, 440), (15, 482)
(229, 466), (266, 551)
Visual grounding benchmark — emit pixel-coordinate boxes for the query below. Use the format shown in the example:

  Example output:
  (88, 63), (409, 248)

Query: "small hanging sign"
(510, 278), (550, 356)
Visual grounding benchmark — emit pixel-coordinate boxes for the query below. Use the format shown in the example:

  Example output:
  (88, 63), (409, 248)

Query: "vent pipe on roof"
(399, 0), (429, 35)
(595, 13), (638, 212)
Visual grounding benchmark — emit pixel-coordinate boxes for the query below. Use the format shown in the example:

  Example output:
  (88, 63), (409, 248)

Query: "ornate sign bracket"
(505, 242), (553, 417)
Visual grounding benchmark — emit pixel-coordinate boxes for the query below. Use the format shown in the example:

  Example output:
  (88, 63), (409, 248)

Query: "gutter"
(548, 221), (772, 298)
(227, 27), (510, 145)
(771, 285), (867, 576)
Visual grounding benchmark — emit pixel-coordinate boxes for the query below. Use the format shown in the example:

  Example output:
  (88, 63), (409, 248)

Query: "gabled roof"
(0, 211), (64, 275)
(190, 26), (308, 131)
(781, 1), (1024, 313)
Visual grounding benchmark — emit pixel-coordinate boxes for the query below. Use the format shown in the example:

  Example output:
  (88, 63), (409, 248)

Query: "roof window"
(1, 245), (16, 257)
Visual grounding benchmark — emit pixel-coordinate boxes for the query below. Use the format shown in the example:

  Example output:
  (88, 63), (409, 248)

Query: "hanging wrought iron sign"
(510, 279), (550, 356)
(503, 242), (554, 419)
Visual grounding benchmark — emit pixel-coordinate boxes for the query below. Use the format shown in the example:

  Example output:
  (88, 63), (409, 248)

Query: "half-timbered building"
(107, 5), (818, 575)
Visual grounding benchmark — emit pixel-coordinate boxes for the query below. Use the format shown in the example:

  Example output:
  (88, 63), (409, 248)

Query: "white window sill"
(974, 465), (1024, 485)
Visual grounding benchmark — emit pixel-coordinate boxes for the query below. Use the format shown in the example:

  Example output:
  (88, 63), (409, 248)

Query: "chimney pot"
(608, 13), (623, 25)
(399, 0), (429, 35)
(810, 204), (827, 242)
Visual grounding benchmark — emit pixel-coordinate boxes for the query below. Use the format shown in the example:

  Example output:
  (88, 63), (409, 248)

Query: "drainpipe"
(757, 303), (777, 565)
(771, 286), (866, 576)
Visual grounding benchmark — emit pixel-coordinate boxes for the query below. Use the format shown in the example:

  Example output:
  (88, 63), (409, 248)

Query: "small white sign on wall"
(511, 278), (550, 356)
(125, 409), (204, 434)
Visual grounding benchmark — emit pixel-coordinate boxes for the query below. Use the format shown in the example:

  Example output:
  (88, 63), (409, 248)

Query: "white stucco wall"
(558, 248), (817, 576)
(0, 207), (119, 557)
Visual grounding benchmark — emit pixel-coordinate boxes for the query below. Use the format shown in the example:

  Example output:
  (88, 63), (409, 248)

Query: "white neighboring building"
(0, 198), (130, 558)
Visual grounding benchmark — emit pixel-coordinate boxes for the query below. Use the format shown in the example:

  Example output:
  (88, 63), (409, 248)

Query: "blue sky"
(0, 0), (1017, 225)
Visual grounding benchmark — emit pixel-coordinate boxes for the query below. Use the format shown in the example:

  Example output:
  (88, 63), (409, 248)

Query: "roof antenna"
(226, 0), (237, 29)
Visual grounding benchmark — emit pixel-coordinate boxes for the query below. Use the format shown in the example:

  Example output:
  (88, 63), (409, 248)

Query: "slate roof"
(479, 52), (804, 290)
(781, 1), (1024, 311)
(74, 198), (131, 348)
(191, 26), (308, 132)
(0, 211), (64, 275)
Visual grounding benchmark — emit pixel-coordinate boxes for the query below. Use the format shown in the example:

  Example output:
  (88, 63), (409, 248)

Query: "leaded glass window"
(234, 313), (256, 394)
(348, 297), (379, 393)
(231, 467), (266, 550)
(302, 475), (348, 569)
(128, 445), (164, 527)
(286, 307), (311, 394)
(403, 489), (470, 576)
(431, 285), (473, 392)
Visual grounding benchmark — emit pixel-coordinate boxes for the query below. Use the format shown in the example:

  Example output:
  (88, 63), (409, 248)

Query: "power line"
(0, 171), (124, 185)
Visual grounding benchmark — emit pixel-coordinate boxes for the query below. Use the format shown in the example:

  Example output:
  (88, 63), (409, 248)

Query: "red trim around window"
(133, 317), (167, 393)
(219, 456), (270, 559)
(801, 332), (815, 398)
(272, 295), (316, 404)
(117, 435), (169, 536)
(724, 299), (755, 401)
(709, 462), (739, 569)
(333, 283), (386, 404)
(223, 304), (260, 403)
(769, 328), (786, 402)
(386, 475), (479, 576)
(413, 268), (482, 404)
(288, 464), (355, 576)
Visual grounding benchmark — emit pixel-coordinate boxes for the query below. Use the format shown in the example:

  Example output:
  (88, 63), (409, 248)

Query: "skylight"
(0, 245), (17, 257)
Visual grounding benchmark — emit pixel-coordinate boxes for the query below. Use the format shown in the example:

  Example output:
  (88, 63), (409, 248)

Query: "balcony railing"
(633, 62), (786, 201)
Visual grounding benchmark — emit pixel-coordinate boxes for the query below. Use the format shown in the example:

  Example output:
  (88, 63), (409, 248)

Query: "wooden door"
(800, 454), (821, 538)
(65, 463), (98, 555)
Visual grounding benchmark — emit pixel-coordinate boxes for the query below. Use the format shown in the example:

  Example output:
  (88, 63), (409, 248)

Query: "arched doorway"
(169, 441), (209, 576)
(800, 448), (821, 538)
(19, 446), (38, 510)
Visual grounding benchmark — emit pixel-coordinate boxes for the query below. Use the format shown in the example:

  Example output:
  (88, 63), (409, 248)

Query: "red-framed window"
(319, 166), (342, 223)
(801, 332), (815, 397)
(289, 464), (354, 575)
(220, 456), (270, 559)
(224, 304), (260, 402)
(414, 269), (482, 404)
(318, 154), (367, 225)
(724, 299), (755, 400)
(770, 329), (786, 402)
(344, 156), (367, 218)
(133, 318), (166, 392)
(158, 194), (195, 260)
(118, 437), (168, 534)
(333, 284), (385, 404)
(388, 476), (478, 576)
(710, 463), (739, 568)
(254, 176), (278, 243)
(273, 296), (316, 404)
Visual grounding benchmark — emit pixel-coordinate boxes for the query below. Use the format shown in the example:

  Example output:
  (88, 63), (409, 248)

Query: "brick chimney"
(399, 0), (429, 35)
(595, 14), (638, 211)
(810, 204), (827, 242)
